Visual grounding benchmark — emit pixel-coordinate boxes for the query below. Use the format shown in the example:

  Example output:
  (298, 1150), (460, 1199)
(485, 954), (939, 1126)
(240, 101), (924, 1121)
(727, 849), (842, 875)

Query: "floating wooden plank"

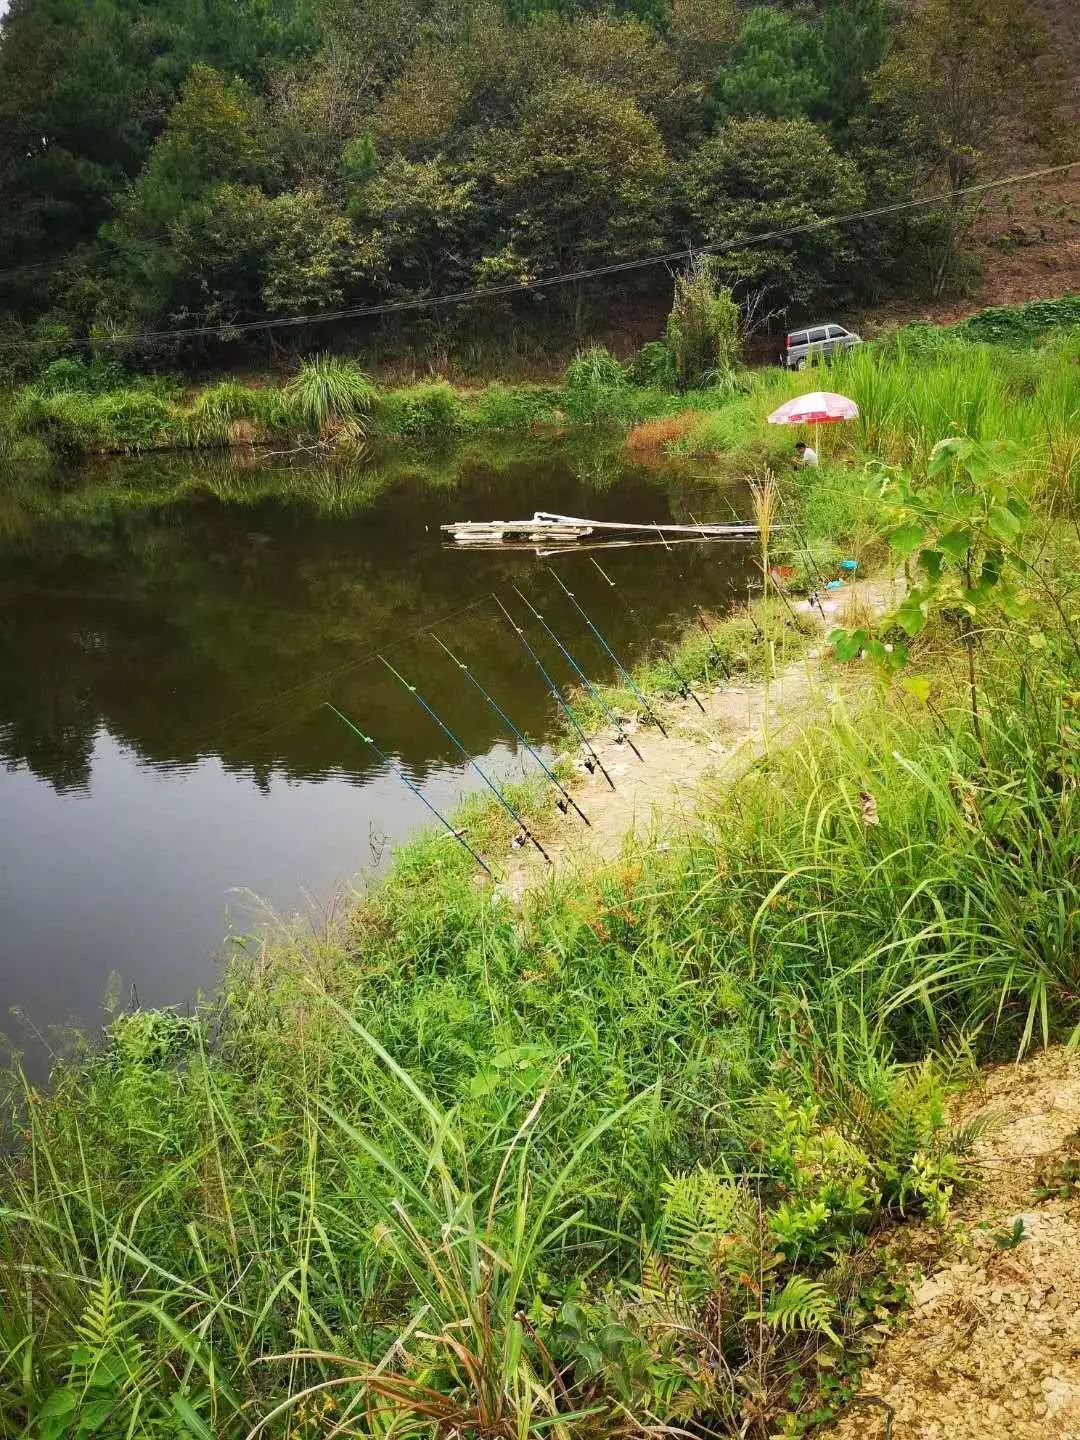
(442, 535), (722, 556)
(439, 510), (766, 547)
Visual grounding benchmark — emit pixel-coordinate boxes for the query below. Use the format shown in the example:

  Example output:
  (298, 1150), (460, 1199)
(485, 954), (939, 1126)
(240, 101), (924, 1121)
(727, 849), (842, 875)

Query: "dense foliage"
(0, 0), (1062, 365)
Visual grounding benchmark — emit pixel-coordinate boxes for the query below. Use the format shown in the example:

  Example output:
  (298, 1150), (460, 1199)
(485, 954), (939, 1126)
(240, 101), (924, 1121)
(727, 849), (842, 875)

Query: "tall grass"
(286, 354), (377, 434)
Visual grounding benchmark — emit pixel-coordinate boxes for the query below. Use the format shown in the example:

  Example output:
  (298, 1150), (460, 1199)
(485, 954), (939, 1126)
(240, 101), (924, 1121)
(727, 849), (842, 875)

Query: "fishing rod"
(325, 704), (492, 876)
(511, 584), (645, 763)
(546, 566), (670, 738)
(492, 594), (616, 791)
(688, 510), (766, 642)
(588, 557), (706, 715)
(774, 494), (828, 617)
(430, 633), (591, 826)
(651, 523), (732, 680)
(378, 656), (552, 864)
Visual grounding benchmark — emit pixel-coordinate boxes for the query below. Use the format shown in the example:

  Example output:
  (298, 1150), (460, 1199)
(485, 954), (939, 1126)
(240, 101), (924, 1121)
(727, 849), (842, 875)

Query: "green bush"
(376, 381), (469, 437)
(957, 295), (1080, 346)
(469, 382), (564, 431)
(631, 339), (677, 389)
(665, 254), (742, 389)
(888, 297), (1080, 355)
(38, 356), (126, 395)
(562, 345), (631, 421)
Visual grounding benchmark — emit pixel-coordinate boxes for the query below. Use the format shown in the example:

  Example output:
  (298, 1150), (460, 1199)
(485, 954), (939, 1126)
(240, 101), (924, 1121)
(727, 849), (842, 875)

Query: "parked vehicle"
(782, 322), (862, 369)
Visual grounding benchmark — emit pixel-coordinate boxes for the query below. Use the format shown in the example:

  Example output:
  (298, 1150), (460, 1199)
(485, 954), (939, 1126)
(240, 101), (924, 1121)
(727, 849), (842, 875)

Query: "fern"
(75, 1274), (115, 1353)
(752, 1276), (840, 1345)
(661, 1169), (745, 1265)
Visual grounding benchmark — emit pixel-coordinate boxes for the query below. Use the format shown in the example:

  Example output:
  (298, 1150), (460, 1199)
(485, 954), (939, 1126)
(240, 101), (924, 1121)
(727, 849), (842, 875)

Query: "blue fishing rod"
(492, 594), (616, 791)
(546, 566), (669, 738)
(430, 633), (591, 826)
(378, 655), (552, 865)
(324, 704), (491, 876)
(511, 584), (645, 763)
(587, 556), (706, 715)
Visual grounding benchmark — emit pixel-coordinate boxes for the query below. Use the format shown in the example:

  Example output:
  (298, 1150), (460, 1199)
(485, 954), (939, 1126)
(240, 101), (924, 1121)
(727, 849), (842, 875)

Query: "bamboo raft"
(440, 511), (765, 547)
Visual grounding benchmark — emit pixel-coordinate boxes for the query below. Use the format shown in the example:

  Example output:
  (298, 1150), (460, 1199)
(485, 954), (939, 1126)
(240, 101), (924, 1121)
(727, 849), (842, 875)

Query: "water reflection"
(0, 437), (753, 1069)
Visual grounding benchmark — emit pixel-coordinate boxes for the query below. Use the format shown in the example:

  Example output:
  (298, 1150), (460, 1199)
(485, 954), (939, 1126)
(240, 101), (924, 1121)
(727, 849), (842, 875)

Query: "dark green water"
(0, 437), (753, 1071)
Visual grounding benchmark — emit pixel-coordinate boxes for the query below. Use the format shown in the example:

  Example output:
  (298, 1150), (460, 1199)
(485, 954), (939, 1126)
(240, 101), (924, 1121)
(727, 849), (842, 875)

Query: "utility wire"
(2, 160), (1074, 352)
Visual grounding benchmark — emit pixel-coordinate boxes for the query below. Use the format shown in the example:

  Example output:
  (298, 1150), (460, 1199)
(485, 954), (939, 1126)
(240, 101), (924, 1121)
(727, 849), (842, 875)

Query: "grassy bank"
(2, 297), (1076, 469)
(1, 318), (1078, 1440)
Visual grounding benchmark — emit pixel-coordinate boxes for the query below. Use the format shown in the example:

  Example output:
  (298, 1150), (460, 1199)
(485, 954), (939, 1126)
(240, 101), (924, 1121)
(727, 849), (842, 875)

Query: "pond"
(0, 436), (755, 1075)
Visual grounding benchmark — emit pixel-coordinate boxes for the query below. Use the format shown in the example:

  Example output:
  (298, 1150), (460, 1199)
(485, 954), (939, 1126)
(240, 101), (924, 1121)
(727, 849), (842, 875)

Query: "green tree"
(263, 190), (378, 314)
(666, 0), (741, 84)
(710, 7), (826, 122)
(137, 182), (271, 326)
(872, 0), (1056, 203)
(0, 0), (160, 286)
(818, 0), (892, 130)
(482, 78), (670, 279)
(120, 66), (272, 233)
(0, 0), (319, 309)
(352, 156), (475, 294)
(682, 117), (865, 305)
(529, 13), (689, 133)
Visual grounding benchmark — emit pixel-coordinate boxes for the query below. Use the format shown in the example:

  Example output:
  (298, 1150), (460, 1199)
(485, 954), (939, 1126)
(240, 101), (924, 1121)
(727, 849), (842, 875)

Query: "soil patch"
(831, 1047), (1080, 1440)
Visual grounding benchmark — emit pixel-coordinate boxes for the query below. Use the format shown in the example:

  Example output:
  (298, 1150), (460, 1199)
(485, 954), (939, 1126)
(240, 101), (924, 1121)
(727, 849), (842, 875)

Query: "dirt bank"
(832, 1047), (1080, 1440)
(505, 577), (900, 896)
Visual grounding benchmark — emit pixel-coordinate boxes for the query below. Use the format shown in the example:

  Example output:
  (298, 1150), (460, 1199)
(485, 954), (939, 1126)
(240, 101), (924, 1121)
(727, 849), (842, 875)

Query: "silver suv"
(782, 322), (861, 370)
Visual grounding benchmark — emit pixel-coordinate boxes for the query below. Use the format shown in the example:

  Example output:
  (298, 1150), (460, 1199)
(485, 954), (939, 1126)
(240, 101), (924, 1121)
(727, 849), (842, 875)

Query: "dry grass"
(624, 410), (702, 452)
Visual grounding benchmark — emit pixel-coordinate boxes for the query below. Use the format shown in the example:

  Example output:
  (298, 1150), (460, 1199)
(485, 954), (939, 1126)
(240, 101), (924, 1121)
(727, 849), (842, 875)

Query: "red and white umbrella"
(766, 391), (859, 426)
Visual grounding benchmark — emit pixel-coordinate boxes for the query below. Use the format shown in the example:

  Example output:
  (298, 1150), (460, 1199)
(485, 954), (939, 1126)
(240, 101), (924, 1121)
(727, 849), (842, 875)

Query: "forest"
(0, 0), (1066, 370)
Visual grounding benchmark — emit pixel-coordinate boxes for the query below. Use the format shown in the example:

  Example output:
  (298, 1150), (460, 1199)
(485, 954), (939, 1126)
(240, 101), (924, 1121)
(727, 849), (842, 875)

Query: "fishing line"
(512, 584), (645, 763)
(164, 594), (497, 765)
(430, 632), (591, 826)
(325, 704), (491, 876)
(492, 593), (616, 791)
(378, 655), (552, 864)
(650, 522), (733, 680)
(775, 491), (829, 617)
(688, 510), (766, 642)
(587, 556), (706, 714)
(546, 565), (670, 738)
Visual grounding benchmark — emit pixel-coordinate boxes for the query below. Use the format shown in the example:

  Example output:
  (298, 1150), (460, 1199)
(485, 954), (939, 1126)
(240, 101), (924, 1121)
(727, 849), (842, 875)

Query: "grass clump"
(286, 353), (377, 434)
(469, 381), (564, 431)
(11, 382), (186, 457)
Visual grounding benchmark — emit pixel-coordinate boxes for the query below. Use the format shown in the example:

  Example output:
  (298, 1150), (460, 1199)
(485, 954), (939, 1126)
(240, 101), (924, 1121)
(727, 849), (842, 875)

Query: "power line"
(2, 160), (1075, 353)
(0, 231), (181, 283)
